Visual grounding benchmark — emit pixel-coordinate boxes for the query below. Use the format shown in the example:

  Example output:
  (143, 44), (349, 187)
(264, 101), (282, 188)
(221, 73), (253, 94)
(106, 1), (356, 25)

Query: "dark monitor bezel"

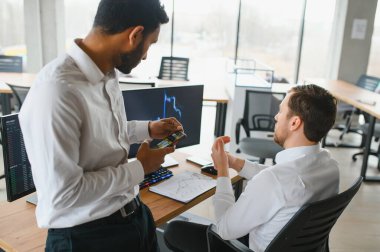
(122, 84), (204, 158)
(1, 113), (36, 202)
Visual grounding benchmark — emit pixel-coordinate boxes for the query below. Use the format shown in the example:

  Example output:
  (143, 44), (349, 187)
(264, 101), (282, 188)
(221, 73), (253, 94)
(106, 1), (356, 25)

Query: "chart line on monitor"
(160, 91), (182, 120)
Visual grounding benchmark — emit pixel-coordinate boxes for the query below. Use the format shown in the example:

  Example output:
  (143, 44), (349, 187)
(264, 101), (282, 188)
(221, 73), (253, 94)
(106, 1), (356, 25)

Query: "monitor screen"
(1, 114), (35, 202)
(123, 85), (204, 158)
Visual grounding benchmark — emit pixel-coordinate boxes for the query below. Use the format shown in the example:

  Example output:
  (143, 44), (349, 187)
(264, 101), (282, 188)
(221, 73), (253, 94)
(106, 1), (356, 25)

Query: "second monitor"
(122, 84), (204, 158)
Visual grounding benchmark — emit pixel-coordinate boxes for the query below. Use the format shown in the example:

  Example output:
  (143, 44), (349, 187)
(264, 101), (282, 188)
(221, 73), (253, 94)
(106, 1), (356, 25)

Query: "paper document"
(149, 171), (217, 203)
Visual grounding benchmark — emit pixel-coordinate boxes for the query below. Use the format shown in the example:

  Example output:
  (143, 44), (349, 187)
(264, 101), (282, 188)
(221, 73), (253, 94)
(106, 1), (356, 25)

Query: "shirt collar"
(67, 39), (105, 84)
(275, 144), (321, 164)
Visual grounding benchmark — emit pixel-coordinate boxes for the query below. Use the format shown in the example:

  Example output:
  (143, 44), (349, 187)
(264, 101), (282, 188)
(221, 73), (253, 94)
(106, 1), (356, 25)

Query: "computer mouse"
(201, 164), (218, 175)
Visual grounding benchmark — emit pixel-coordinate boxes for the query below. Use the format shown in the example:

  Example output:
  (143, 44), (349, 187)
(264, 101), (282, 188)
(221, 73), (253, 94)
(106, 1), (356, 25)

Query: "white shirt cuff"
(216, 177), (234, 195)
(126, 159), (145, 186)
(238, 161), (254, 178)
(238, 160), (265, 179)
(134, 121), (151, 142)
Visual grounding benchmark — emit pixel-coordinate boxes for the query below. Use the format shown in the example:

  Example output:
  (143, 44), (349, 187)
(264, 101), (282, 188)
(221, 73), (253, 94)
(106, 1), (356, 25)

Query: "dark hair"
(288, 84), (337, 142)
(93, 0), (169, 35)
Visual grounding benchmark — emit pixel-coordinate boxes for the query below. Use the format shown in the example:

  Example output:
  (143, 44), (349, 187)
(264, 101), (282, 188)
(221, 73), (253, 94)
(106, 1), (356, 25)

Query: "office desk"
(308, 79), (380, 182)
(0, 151), (241, 251)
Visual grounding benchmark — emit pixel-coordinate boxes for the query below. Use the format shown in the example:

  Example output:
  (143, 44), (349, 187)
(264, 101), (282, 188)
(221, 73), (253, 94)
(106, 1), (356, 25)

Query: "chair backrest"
(7, 83), (30, 112)
(206, 177), (363, 252)
(0, 55), (23, 73)
(266, 176), (363, 252)
(158, 56), (189, 81)
(356, 74), (380, 92)
(243, 90), (285, 132)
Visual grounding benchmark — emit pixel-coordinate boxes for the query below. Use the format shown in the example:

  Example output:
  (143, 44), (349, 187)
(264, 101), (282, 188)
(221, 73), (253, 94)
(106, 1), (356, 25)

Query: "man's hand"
(137, 140), (175, 174)
(149, 117), (183, 139)
(211, 136), (231, 177)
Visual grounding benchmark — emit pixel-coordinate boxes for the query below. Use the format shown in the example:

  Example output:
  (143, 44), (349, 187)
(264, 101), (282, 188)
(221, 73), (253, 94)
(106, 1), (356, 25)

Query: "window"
(367, 2), (380, 77)
(298, 0), (336, 81)
(238, 0), (303, 83)
(171, 0), (238, 82)
(0, 0), (25, 58)
(64, 0), (100, 48)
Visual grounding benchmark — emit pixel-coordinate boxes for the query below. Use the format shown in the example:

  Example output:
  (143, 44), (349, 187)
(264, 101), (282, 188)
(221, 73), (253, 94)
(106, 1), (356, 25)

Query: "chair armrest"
(206, 224), (253, 252)
(236, 118), (250, 145)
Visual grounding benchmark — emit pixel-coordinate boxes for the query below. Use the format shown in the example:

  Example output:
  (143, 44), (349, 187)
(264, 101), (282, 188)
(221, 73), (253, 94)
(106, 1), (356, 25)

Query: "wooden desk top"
(0, 151), (240, 252)
(307, 79), (380, 119)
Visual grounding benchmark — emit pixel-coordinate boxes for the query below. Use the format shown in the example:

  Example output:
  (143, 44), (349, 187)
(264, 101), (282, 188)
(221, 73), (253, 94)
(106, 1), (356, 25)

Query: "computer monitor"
(1, 113), (35, 202)
(122, 84), (204, 158)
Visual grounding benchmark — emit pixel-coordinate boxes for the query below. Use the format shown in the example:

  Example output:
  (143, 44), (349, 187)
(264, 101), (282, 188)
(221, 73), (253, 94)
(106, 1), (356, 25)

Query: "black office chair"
(6, 83), (30, 112)
(206, 177), (363, 252)
(0, 57), (24, 179)
(325, 75), (380, 148)
(352, 121), (380, 171)
(0, 55), (23, 73)
(158, 56), (189, 81)
(0, 84), (29, 180)
(235, 90), (285, 164)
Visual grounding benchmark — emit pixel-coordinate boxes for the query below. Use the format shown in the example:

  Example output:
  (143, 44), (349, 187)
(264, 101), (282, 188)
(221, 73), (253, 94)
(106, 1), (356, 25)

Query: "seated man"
(164, 84), (339, 252)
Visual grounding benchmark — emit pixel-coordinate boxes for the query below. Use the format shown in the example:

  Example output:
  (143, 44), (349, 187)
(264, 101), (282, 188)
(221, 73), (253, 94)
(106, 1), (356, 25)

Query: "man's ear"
(289, 116), (302, 131)
(128, 26), (144, 48)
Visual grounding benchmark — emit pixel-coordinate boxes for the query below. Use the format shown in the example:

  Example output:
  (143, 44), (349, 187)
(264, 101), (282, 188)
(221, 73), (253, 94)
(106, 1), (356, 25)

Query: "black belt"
(118, 195), (141, 218)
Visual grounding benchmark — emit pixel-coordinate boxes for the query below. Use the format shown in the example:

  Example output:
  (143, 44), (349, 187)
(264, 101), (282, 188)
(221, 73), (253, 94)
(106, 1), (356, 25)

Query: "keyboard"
(139, 167), (173, 189)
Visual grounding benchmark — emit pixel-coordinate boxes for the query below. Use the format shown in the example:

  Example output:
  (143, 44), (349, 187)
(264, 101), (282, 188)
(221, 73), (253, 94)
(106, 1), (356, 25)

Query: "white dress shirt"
(213, 144), (339, 252)
(19, 39), (150, 228)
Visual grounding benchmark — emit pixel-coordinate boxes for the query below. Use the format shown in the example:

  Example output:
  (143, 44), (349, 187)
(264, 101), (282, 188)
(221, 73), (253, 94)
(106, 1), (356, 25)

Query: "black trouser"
(164, 220), (249, 252)
(45, 203), (158, 252)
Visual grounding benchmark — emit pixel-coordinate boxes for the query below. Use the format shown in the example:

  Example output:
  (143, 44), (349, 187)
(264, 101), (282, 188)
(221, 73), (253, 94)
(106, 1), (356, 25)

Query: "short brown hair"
(288, 84), (337, 142)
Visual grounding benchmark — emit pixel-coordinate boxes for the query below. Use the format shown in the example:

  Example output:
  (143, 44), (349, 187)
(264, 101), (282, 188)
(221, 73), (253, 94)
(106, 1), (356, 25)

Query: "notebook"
(149, 171), (216, 203)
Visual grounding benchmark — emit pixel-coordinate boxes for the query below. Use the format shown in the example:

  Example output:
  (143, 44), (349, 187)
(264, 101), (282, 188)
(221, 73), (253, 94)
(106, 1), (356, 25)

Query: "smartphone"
(155, 131), (187, 149)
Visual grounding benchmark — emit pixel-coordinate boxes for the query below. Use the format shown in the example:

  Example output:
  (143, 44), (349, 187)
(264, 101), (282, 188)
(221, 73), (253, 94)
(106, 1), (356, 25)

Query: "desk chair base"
(353, 150), (380, 171)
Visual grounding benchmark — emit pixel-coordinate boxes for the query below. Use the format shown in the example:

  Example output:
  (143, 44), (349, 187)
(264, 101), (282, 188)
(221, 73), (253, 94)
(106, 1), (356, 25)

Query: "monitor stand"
(26, 193), (38, 205)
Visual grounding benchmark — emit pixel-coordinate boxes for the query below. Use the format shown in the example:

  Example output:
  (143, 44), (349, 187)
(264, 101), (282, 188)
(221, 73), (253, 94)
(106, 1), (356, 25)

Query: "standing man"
(165, 84), (339, 252)
(19, 0), (178, 251)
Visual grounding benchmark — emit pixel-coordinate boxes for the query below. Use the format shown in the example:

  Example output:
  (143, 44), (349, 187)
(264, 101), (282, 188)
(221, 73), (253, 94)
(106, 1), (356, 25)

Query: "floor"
(1, 104), (380, 251)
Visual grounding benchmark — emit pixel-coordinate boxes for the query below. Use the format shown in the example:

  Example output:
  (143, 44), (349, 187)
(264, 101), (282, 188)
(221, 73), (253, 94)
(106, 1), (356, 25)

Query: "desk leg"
(1, 93), (11, 115)
(214, 103), (227, 137)
(360, 116), (380, 182)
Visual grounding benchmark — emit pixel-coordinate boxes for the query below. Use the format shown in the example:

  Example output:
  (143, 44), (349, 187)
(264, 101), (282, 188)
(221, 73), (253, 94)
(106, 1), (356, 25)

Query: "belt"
(119, 195), (141, 218)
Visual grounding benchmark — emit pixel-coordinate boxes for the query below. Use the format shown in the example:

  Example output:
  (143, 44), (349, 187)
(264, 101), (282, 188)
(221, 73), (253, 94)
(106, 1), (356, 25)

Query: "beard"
(116, 42), (144, 74)
(273, 128), (285, 147)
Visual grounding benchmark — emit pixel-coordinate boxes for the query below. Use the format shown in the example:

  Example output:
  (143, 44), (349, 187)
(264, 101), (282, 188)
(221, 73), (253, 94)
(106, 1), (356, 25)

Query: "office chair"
(325, 75), (380, 148)
(158, 56), (189, 81)
(235, 90), (285, 164)
(352, 122), (380, 171)
(0, 55), (23, 73)
(6, 83), (30, 112)
(206, 177), (363, 252)
(0, 84), (29, 180)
